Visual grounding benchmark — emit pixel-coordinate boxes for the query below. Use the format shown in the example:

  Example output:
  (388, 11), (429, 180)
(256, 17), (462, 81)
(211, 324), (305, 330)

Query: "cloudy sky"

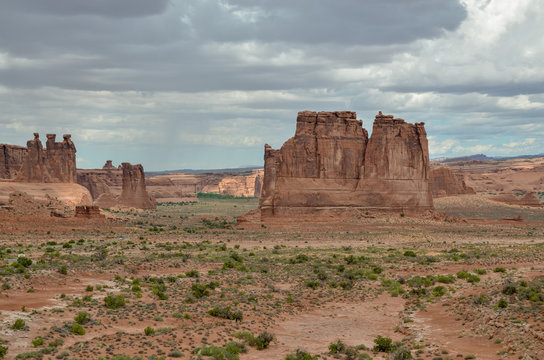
(1, 0), (543, 170)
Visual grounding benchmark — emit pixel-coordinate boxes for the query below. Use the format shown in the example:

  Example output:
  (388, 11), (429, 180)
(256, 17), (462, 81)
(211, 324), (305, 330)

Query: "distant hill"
(432, 153), (544, 163)
(146, 166), (262, 177)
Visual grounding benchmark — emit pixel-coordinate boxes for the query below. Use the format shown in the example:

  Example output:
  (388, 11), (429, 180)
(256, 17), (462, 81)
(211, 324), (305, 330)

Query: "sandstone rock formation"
(260, 111), (434, 217)
(118, 163), (156, 209)
(218, 169), (263, 197)
(77, 160), (123, 200)
(0, 183), (92, 206)
(75, 205), (105, 219)
(430, 167), (475, 197)
(82, 161), (156, 209)
(0, 144), (27, 179)
(492, 192), (542, 207)
(12, 133), (77, 183)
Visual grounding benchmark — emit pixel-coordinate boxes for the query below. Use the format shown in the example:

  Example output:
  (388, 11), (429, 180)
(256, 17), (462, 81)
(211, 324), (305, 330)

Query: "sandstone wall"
(119, 163), (156, 209)
(430, 167), (475, 197)
(218, 169), (263, 197)
(0, 144), (27, 179)
(77, 161), (123, 200)
(260, 111), (434, 216)
(14, 133), (77, 183)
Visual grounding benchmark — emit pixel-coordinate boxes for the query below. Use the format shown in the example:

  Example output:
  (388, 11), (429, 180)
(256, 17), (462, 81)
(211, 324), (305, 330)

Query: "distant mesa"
(259, 111), (434, 217)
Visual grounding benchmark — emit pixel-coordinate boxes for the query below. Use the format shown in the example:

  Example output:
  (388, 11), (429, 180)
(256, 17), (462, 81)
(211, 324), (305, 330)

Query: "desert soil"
(1, 196), (543, 360)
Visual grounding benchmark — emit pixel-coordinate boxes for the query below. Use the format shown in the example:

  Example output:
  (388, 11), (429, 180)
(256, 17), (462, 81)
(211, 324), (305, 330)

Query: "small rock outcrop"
(119, 163), (156, 209)
(75, 205), (105, 219)
(15, 133), (77, 183)
(430, 167), (475, 197)
(260, 111), (434, 217)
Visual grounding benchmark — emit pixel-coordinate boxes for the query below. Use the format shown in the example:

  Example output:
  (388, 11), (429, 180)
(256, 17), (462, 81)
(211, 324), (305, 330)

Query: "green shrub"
(104, 294), (125, 309)
(74, 311), (90, 325)
(390, 347), (413, 359)
(497, 298), (508, 309)
(144, 326), (155, 336)
(493, 267), (507, 273)
(208, 306), (242, 321)
(58, 265), (68, 275)
(17, 257), (32, 268)
(0, 344), (7, 358)
(32, 337), (43, 347)
(502, 284), (517, 295)
(373, 335), (394, 352)
(403, 250), (416, 257)
(85, 285), (93, 292)
(328, 340), (346, 354)
(284, 349), (318, 360)
(233, 331), (274, 350)
(71, 323), (85, 335)
(432, 286), (447, 297)
(12, 318), (26, 330)
(185, 269), (199, 278)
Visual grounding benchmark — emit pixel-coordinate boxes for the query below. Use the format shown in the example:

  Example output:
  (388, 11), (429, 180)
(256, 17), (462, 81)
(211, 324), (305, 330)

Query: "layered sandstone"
(218, 169), (263, 197)
(75, 205), (105, 219)
(77, 161), (123, 200)
(260, 111), (433, 216)
(118, 163), (156, 209)
(83, 161), (156, 209)
(14, 133), (77, 183)
(0, 144), (27, 179)
(430, 167), (475, 197)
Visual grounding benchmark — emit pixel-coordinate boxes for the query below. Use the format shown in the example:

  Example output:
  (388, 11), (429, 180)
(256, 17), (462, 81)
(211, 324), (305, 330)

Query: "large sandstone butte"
(260, 111), (434, 217)
(119, 163), (156, 209)
(1, 133), (77, 183)
(430, 167), (475, 197)
(82, 161), (157, 209)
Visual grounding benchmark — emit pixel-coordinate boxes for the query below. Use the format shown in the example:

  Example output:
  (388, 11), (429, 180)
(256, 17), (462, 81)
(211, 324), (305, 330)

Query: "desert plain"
(0, 189), (543, 360)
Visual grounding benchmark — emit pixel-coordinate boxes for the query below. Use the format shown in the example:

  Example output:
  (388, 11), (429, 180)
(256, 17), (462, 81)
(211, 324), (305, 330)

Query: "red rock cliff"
(0, 144), (27, 179)
(430, 167), (475, 197)
(15, 133), (77, 183)
(260, 111), (434, 216)
(119, 163), (156, 209)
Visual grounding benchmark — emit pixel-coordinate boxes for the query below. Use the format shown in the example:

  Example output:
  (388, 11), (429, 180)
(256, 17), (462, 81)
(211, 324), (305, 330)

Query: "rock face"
(260, 111), (434, 216)
(82, 161), (156, 209)
(77, 161), (123, 200)
(119, 163), (156, 209)
(0, 144), (27, 179)
(430, 167), (475, 197)
(218, 169), (263, 197)
(75, 205), (105, 219)
(14, 133), (77, 183)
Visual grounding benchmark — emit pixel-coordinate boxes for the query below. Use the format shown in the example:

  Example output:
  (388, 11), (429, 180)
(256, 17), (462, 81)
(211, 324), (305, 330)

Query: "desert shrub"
(144, 326), (155, 336)
(432, 286), (447, 297)
(208, 306), (242, 321)
(436, 275), (455, 284)
(0, 344), (7, 358)
(474, 268), (487, 275)
(289, 254), (309, 264)
(497, 298), (508, 309)
(493, 267), (507, 273)
(233, 331), (274, 350)
(304, 280), (320, 290)
(381, 279), (404, 297)
(85, 285), (93, 292)
(12, 318), (26, 330)
(168, 349), (183, 358)
(185, 269), (199, 278)
(104, 294), (125, 309)
(74, 311), (90, 325)
(388, 347), (413, 359)
(17, 257), (32, 268)
(284, 349), (318, 360)
(58, 265), (68, 275)
(193, 341), (247, 360)
(502, 283), (517, 295)
(328, 340), (346, 353)
(32, 337), (43, 347)
(403, 250), (417, 257)
(71, 323), (85, 335)
(373, 335), (394, 352)
(191, 282), (219, 299)
(473, 293), (489, 305)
